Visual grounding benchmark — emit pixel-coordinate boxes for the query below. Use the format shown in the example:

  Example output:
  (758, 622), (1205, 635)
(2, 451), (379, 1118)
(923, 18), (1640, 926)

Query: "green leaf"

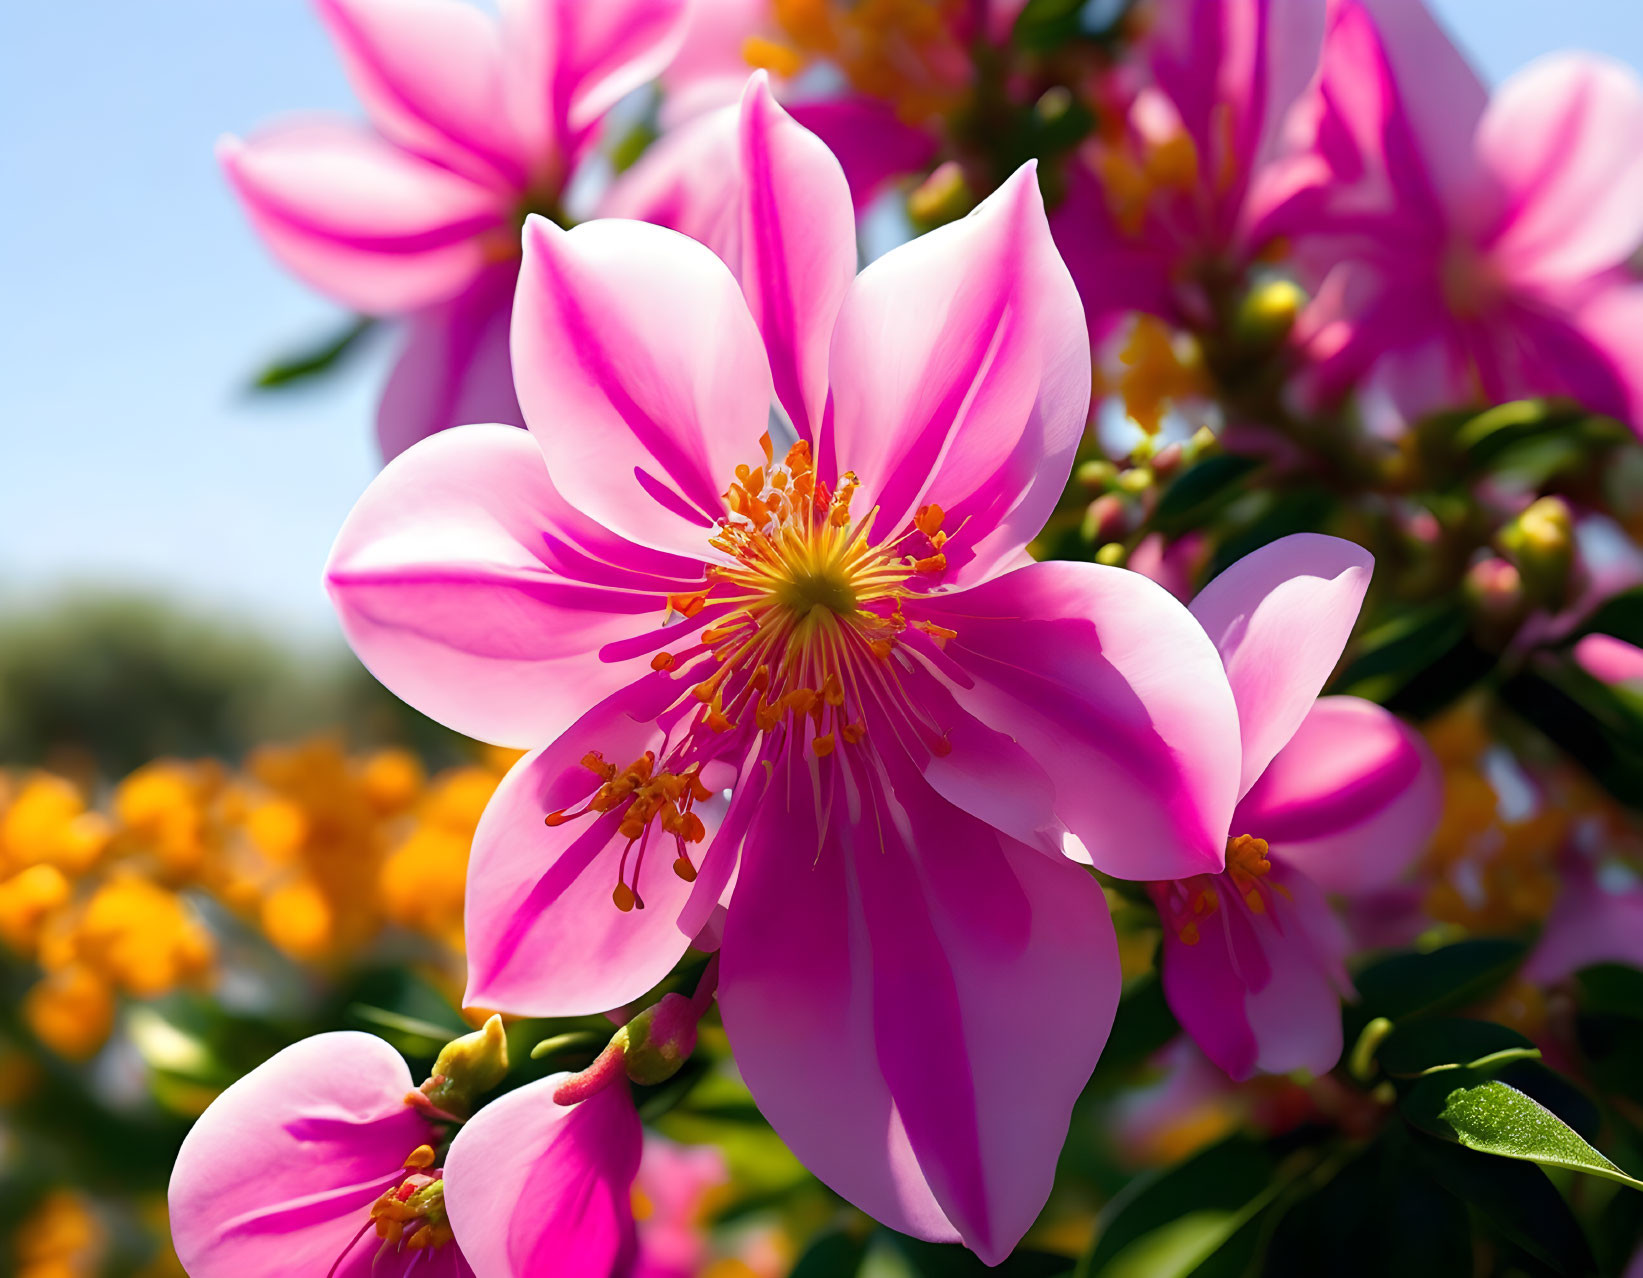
(1376, 1018), (1538, 1079)
(1265, 1132), (1471, 1278)
(790, 1230), (869, 1278)
(1084, 974), (1178, 1092)
(885, 1233), (1074, 1276)
(1079, 1137), (1275, 1278)
(251, 315), (378, 390)
(1574, 963), (1643, 1021)
(1579, 588), (1643, 650)
(1149, 455), (1261, 536)
(1409, 1131), (1598, 1277)
(1497, 664), (1643, 810)
(1408, 1073), (1643, 1192)
(1330, 601), (1479, 711)
(1345, 939), (1526, 1041)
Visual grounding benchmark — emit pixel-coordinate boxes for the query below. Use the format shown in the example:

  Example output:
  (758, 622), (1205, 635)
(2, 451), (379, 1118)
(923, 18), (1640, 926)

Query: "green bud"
(908, 161), (974, 233)
(1498, 496), (1574, 607)
(1080, 494), (1128, 544)
(1095, 542), (1127, 567)
(618, 993), (698, 1087)
(1232, 278), (1306, 350)
(421, 1014), (509, 1118)
(1116, 467), (1153, 496)
(1074, 458), (1119, 493)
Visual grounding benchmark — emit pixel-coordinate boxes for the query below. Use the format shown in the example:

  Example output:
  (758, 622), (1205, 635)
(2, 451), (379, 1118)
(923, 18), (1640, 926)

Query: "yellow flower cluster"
(0, 740), (515, 1060)
(14, 1191), (104, 1278)
(1420, 702), (1583, 933)
(744, 0), (970, 124)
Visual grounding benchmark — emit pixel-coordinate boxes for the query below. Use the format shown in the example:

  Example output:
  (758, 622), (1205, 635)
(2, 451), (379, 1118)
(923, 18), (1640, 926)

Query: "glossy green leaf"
(1408, 1073), (1643, 1192)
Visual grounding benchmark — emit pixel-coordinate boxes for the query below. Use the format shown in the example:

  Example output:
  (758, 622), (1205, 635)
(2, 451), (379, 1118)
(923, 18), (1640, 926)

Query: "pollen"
(558, 437), (962, 911)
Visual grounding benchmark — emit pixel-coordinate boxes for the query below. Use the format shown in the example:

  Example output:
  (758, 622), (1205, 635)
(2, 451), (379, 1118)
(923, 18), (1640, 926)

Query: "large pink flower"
(1150, 534), (1442, 1080)
(167, 1032), (642, 1278)
(1291, 0), (1643, 429)
(326, 77), (1244, 1259)
(1050, 0), (1327, 339)
(220, 0), (688, 458)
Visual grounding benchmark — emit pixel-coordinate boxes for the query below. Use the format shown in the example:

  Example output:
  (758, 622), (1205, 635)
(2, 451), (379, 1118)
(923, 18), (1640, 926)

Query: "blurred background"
(6, 3), (1643, 1276)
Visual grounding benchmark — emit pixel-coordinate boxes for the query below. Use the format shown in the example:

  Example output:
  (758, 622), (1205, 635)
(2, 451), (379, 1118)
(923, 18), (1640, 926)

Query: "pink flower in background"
(632, 1140), (731, 1278)
(1292, 0), (1643, 429)
(168, 1031), (642, 1278)
(1575, 634), (1643, 685)
(220, 0), (687, 459)
(1051, 0), (1326, 340)
(325, 76), (1245, 1260)
(1151, 534), (1442, 1079)
(1525, 856), (1643, 986)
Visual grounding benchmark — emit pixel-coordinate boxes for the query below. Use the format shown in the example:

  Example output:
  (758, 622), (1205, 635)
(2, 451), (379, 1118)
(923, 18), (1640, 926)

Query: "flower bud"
(908, 162), (974, 232)
(421, 1015), (508, 1118)
(618, 993), (698, 1087)
(1233, 278), (1306, 350)
(1074, 458), (1119, 493)
(1081, 494), (1129, 544)
(1498, 496), (1574, 607)
(1463, 555), (1529, 645)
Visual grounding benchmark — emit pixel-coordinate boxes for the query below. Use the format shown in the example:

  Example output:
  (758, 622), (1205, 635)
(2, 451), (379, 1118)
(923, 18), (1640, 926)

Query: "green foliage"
(250, 315), (378, 390)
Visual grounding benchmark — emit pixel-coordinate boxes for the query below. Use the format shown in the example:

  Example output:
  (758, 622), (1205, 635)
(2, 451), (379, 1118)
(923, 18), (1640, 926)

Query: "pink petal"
(719, 750), (1118, 1263)
(1156, 865), (1346, 1080)
(824, 165), (1091, 588)
(463, 688), (702, 1017)
(1190, 534), (1373, 798)
(501, 0), (687, 168)
(1239, 866), (1348, 1076)
(168, 1032), (445, 1278)
(314, 0), (526, 189)
(1234, 696), (1440, 896)
(1575, 633), (1643, 685)
(917, 560), (1242, 881)
(443, 1075), (642, 1278)
(598, 104), (740, 254)
(737, 75), (857, 440)
(377, 262), (525, 461)
(1478, 54), (1643, 286)
(659, 0), (770, 126)
(1049, 164), (1181, 336)
(218, 120), (507, 314)
(1344, 0), (1488, 217)
(1156, 894), (1260, 1080)
(512, 216), (774, 558)
(326, 423), (700, 749)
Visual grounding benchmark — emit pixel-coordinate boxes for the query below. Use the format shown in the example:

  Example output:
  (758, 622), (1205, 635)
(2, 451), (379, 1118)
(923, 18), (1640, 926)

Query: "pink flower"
(1525, 856), (1643, 987)
(631, 1139), (729, 1278)
(167, 1031), (642, 1278)
(1291, 0), (1643, 429)
(1574, 634), (1643, 685)
(1151, 534), (1442, 1079)
(220, 0), (688, 458)
(326, 76), (1245, 1259)
(1050, 0), (1327, 339)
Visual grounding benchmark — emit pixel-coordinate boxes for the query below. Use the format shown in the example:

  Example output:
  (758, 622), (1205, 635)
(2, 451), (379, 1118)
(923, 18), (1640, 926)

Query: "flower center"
(1153, 835), (1278, 945)
(548, 437), (957, 912)
(331, 1145), (453, 1276)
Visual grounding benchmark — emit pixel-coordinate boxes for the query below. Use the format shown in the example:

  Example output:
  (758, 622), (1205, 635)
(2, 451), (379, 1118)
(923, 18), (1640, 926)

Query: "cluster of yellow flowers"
(1421, 700), (1600, 934)
(0, 739), (515, 1061)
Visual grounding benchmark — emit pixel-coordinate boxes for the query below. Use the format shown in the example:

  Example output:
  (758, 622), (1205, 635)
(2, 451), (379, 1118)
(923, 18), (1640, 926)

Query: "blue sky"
(4, 0), (1642, 642)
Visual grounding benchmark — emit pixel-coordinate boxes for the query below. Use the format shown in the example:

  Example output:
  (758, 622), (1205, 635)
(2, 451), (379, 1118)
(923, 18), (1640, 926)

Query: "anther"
(613, 883), (637, 912)
(650, 652), (675, 672)
(403, 1145), (436, 1170)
